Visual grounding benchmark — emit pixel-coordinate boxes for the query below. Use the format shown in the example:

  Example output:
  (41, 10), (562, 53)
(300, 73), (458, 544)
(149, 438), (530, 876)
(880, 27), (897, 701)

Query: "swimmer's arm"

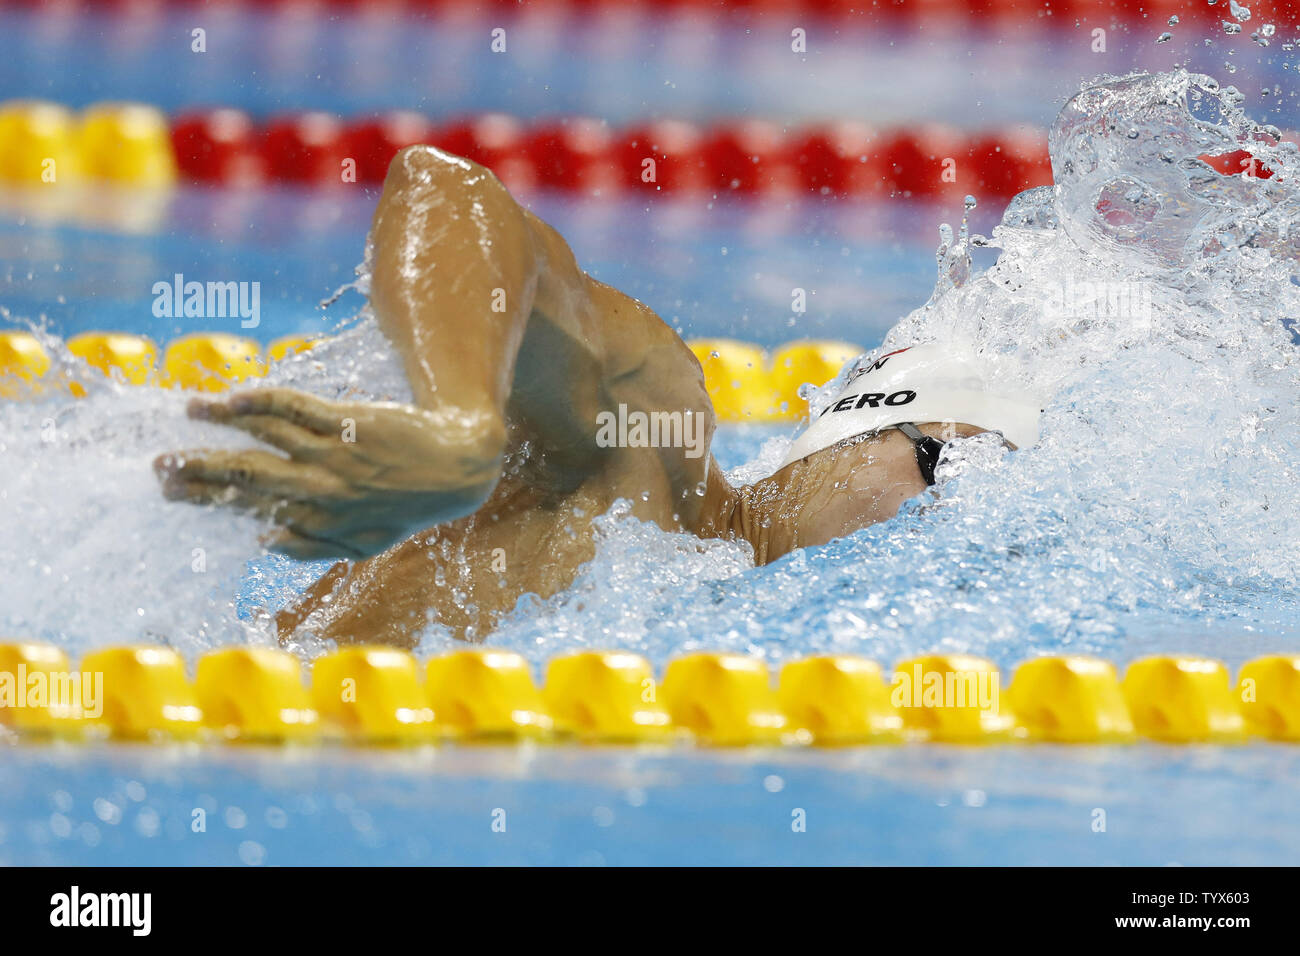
(156, 146), (701, 557)
(694, 428), (947, 564)
(364, 145), (711, 488)
(694, 464), (892, 566)
(155, 149), (576, 558)
(366, 146), (604, 430)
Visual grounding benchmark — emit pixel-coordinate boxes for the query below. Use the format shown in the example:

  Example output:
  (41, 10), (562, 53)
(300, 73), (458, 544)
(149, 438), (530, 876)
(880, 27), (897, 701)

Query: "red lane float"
(158, 108), (1298, 198)
(876, 124), (968, 199)
(618, 120), (710, 192)
(171, 109), (265, 186)
(432, 113), (537, 191)
(344, 110), (439, 184)
(173, 109), (1057, 199)
(275, 0), (1300, 28)
(1199, 148), (1276, 179)
(965, 126), (1056, 198)
(787, 121), (882, 197)
(701, 120), (801, 195)
(525, 117), (622, 193)
(9, 0), (1296, 31)
(261, 111), (350, 185)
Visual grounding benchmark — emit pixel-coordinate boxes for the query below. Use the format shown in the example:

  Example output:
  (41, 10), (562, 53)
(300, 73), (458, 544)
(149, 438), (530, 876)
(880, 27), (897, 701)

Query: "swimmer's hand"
(154, 388), (505, 560)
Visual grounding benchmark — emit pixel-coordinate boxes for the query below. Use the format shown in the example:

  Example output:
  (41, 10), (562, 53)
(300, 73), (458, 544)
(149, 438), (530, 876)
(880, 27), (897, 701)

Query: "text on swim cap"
(819, 389), (917, 418)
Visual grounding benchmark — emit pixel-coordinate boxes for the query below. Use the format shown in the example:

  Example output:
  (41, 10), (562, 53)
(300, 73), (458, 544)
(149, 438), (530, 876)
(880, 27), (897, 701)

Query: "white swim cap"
(779, 344), (1042, 469)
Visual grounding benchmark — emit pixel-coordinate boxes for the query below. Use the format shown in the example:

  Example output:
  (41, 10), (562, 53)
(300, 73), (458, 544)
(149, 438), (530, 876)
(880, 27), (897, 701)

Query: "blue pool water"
(6, 734), (1300, 866)
(3, 4), (1297, 129)
(4, 8), (1300, 867)
(0, 189), (946, 349)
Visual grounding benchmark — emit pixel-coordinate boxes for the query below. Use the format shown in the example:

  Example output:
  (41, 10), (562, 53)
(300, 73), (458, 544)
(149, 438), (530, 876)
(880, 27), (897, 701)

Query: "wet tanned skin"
(157, 146), (984, 646)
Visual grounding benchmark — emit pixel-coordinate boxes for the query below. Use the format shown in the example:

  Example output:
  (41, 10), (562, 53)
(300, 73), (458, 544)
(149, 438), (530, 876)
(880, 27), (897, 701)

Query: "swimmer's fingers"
(157, 477), (355, 550)
(156, 476), (311, 519)
(156, 465), (374, 560)
(154, 449), (351, 502)
(188, 401), (334, 461)
(190, 388), (344, 436)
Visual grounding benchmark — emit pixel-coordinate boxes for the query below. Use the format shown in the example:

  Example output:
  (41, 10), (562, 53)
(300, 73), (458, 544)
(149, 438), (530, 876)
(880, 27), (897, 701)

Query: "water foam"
(0, 316), (407, 656)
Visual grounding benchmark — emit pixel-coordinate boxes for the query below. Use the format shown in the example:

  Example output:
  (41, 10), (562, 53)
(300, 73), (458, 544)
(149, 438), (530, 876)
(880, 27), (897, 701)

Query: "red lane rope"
(175, 109), (1060, 198)
(18, 0), (1300, 31)
(175, 109), (1296, 197)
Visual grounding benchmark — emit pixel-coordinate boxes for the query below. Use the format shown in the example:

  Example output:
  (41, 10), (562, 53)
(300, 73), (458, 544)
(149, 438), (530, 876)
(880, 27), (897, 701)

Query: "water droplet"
(238, 840), (266, 866)
(134, 808), (160, 838)
(93, 798), (122, 825)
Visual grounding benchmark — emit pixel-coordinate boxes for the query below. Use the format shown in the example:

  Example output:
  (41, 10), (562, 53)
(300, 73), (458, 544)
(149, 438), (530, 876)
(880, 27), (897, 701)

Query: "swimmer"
(154, 146), (1039, 646)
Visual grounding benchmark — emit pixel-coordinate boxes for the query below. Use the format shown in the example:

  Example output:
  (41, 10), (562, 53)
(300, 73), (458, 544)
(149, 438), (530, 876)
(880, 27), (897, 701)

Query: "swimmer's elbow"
(384, 144), (512, 202)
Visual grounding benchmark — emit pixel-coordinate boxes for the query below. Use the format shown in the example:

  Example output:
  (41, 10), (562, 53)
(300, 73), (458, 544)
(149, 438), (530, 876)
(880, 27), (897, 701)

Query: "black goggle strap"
(895, 422), (946, 486)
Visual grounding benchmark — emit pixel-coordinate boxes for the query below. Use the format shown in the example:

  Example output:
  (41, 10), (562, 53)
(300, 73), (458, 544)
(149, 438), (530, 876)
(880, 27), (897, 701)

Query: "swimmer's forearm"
(368, 147), (541, 416)
(367, 147), (616, 481)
